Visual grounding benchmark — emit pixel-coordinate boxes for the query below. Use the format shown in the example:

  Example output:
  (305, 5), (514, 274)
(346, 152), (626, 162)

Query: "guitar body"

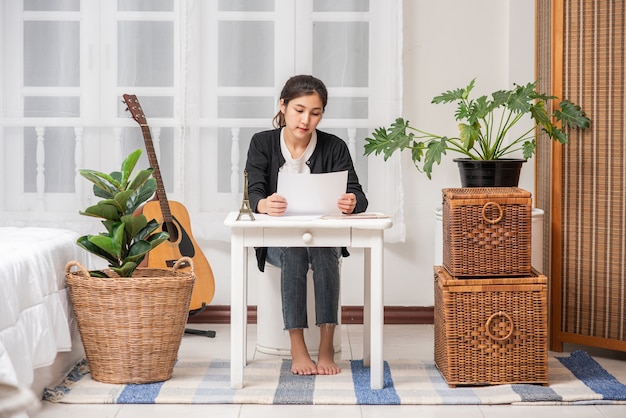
(142, 200), (215, 311)
(122, 93), (216, 314)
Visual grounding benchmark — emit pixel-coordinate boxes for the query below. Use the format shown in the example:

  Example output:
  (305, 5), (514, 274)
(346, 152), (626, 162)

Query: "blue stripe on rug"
(511, 383), (561, 402)
(272, 359), (316, 404)
(117, 381), (164, 403)
(350, 360), (400, 404)
(424, 363), (482, 404)
(192, 360), (233, 403)
(557, 350), (626, 400)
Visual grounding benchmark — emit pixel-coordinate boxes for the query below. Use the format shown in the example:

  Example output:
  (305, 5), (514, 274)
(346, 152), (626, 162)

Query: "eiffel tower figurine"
(237, 170), (255, 221)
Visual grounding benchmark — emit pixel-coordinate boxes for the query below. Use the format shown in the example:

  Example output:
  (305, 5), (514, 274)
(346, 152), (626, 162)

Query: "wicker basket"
(442, 187), (532, 277)
(65, 258), (195, 384)
(433, 266), (548, 387)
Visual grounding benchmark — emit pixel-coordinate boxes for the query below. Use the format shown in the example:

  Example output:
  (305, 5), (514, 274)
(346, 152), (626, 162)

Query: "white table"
(224, 211), (392, 389)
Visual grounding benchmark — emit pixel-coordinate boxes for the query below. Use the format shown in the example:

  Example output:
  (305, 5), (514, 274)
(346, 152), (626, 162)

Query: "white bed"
(0, 227), (93, 397)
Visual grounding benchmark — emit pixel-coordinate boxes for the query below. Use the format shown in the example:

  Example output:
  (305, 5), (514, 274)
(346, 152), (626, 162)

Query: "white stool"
(256, 263), (342, 356)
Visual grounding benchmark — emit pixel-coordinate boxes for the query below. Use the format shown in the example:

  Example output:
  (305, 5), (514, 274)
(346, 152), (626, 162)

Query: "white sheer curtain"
(0, 0), (405, 242)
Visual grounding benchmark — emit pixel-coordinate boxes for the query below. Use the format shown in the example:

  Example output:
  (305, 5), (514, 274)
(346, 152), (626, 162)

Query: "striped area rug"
(43, 350), (626, 405)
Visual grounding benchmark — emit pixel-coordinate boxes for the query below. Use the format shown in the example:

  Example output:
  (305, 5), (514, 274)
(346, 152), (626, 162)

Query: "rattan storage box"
(442, 187), (532, 277)
(433, 266), (548, 387)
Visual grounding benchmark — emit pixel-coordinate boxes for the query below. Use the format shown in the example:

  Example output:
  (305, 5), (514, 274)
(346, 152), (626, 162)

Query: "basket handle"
(481, 201), (504, 224)
(173, 256), (194, 274)
(485, 311), (514, 341)
(65, 260), (89, 276)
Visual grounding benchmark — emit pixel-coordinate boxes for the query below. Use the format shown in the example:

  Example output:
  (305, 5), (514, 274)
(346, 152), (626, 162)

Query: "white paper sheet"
(277, 171), (348, 215)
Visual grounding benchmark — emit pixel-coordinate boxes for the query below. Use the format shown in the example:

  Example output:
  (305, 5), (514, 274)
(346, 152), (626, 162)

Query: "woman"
(245, 75), (368, 375)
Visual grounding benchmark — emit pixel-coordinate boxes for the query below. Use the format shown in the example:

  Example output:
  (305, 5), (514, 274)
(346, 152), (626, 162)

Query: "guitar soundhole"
(163, 221), (179, 242)
(161, 217), (196, 258)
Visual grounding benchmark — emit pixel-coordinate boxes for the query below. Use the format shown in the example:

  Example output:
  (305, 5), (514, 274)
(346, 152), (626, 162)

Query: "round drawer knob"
(302, 232), (313, 243)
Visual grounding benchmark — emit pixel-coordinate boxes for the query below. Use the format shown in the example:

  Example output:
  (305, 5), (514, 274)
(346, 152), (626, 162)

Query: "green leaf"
(101, 219), (117, 234)
(410, 142), (426, 163)
(547, 127), (568, 144)
(127, 240), (152, 260)
(529, 101), (552, 129)
(506, 81), (536, 114)
(127, 177), (157, 214)
(555, 100), (591, 130)
(432, 79), (475, 104)
(463, 80), (476, 99)
(120, 149), (143, 187)
(111, 261), (138, 278)
(77, 235), (118, 265)
(522, 140), (536, 159)
(127, 168), (154, 191)
(490, 89), (510, 108)
(363, 118), (413, 160)
(79, 170), (120, 198)
(88, 235), (120, 260)
(458, 123), (479, 150)
(472, 95), (491, 121)
(147, 231), (170, 249)
(113, 190), (135, 215)
(528, 82), (555, 101)
(421, 137), (448, 179)
(121, 213), (147, 240)
(80, 202), (121, 221)
(89, 222), (125, 259)
(136, 218), (162, 241)
(98, 198), (125, 213)
(363, 127), (392, 158)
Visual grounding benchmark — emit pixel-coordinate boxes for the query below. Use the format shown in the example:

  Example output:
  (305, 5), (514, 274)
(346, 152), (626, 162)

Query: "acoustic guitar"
(123, 94), (215, 313)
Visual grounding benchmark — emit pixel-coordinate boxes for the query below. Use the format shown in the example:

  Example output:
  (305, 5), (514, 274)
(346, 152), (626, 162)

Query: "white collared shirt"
(279, 128), (317, 174)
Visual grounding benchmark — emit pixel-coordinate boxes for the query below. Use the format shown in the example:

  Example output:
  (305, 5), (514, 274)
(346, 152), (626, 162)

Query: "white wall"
(203, 0), (536, 308)
(390, 0), (536, 306)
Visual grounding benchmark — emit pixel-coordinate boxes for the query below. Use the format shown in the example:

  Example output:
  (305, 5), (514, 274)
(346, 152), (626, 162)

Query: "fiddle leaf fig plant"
(364, 79), (591, 179)
(77, 149), (169, 278)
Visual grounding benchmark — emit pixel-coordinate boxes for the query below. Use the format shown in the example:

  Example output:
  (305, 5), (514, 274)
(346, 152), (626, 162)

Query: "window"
(0, 0), (403, 241)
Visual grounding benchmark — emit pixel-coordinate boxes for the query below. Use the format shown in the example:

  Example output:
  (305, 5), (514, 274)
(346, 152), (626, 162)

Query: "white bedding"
(0, 227), (92, 394)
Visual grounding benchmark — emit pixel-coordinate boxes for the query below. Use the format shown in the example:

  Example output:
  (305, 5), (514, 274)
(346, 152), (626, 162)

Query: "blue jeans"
(265, 247), (341, 330)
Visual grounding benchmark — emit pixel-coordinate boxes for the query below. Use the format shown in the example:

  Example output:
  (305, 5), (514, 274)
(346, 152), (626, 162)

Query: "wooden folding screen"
(536, 0), (626, 352)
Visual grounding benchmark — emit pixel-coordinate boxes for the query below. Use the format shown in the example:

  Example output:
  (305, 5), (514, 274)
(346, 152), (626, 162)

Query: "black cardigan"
(244, 128), (368, 271)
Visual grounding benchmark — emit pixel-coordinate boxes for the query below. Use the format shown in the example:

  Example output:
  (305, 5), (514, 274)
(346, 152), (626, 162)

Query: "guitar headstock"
(123, 94), (147, 126)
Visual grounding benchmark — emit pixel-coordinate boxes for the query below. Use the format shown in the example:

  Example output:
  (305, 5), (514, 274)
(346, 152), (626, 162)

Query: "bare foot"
(317, 325), (341, 375)
(317, 351), (341, 375)
(289, 329), (318, 375)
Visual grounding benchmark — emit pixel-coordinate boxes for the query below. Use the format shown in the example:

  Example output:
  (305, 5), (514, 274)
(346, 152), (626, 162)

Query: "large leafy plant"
(364, 79), (590, 179)
(77, 149), (169, 277)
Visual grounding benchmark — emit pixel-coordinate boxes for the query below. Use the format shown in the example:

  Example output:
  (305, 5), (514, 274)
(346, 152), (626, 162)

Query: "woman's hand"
(338, 193), (357, 214)
(260, 193), (287, 216)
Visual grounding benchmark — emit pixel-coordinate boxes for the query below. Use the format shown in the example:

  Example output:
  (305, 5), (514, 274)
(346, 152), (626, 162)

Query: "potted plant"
(65, 149), (196, 384)
(363, 79), (591, 186)
(76, 148), (169, 277)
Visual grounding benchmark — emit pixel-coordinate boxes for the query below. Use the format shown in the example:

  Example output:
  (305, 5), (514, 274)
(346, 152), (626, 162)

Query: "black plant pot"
(454, 158), (526, 187)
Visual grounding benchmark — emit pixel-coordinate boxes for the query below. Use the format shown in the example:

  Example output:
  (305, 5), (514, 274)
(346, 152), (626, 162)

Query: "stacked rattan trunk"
(434, 187), (549, 387)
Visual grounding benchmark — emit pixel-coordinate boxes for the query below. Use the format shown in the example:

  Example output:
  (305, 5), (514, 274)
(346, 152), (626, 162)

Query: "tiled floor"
(32, 324), (626, 418)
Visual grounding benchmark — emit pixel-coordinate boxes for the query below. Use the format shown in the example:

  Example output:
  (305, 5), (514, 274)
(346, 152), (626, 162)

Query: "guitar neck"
(141, 125), (173, 223)
(124, 93), (215, 308)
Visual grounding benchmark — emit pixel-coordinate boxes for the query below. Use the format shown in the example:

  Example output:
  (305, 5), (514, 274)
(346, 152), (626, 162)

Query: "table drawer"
(262, 227), (351, 247)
